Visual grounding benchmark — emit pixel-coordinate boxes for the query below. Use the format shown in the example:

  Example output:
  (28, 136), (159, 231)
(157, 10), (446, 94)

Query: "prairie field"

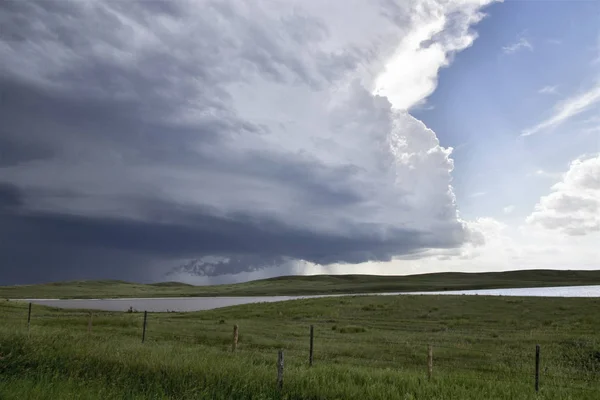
(1, 294), (599, 399)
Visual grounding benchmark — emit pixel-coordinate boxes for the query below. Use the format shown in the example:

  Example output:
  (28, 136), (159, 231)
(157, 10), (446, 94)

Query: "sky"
(0, 0), (598, 285)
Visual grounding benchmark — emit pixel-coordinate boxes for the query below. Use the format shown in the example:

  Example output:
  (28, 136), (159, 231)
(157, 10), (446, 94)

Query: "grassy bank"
(2, 269), (600, 299)
(1, 295), (599, 399)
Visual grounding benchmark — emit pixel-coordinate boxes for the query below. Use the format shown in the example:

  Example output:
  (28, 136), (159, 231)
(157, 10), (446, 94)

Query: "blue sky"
(414, 0), (600, 222)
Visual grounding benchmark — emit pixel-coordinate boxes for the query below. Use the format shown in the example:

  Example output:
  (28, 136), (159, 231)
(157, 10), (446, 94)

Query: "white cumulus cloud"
(527, 155), (600, 235)
(374, 0), (493, 109)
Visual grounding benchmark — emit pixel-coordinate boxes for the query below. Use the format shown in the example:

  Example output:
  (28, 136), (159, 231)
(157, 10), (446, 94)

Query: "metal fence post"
(309, 325), (314, 367)
(142, 311), (148, 343)
(535, 344), (540, 392)
(27, 302), (32, 333)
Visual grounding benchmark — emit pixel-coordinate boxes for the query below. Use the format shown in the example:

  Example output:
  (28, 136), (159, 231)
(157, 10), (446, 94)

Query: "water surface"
(21, 285), (600, 312)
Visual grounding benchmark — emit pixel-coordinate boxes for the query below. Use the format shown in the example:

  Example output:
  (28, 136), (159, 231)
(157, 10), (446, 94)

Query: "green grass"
(2, 269), (600, 299)
(1, 295), (599, 399)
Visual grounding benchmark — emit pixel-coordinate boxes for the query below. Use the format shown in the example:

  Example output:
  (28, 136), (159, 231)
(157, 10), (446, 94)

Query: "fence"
(4, 302), (600, 394)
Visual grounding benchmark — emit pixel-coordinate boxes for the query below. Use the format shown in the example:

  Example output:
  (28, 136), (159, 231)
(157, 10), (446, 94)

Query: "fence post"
(309, 325), (314, 367)
(142, 311), (148, 343)
(277, 350), (284, 390)
(535, 344), (540, 392)
(232, 324), (239, 352)
(428, 345), (433, 380)
(88, 312), (93, 334)
(27, 302), (32, 333)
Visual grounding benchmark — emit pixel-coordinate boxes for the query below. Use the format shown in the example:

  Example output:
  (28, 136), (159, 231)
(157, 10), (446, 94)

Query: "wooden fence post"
(27, 302), (32, 333)
(277, 350), (284, 390)
(232, 324), (239, 352)
(88, 312), (93, 334)
(309, 325), (314, 367)
(535, 344), (540, 392)
(142, 311), (148, 343)
(428, 345), (433, 380)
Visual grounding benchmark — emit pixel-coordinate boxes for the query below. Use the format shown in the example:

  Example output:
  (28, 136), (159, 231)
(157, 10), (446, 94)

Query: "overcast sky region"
(0, 0), (598, 285)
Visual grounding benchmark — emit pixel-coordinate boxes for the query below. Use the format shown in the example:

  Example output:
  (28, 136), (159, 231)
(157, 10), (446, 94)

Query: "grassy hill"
(1, 269), (600, 299)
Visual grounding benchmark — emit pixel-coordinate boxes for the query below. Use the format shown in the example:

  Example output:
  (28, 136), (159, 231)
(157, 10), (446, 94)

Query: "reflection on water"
(21, 285), (600, 312)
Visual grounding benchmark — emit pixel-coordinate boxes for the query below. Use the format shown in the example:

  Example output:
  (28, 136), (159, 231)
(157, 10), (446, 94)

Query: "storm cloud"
(0, 0), (494, 284)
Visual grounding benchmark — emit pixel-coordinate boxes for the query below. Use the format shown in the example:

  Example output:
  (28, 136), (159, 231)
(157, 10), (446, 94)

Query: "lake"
(19, 285), (600, 312)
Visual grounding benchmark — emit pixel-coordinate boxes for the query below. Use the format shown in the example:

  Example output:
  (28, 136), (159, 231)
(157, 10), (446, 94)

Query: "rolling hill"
(1, 269), (600, 299)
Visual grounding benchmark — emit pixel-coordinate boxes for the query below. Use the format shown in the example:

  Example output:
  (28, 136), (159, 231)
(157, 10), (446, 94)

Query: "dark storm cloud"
(0, 198), (456, 284)
(0, 183), (22, 209)
(1, 199), (444, 265)
(0, 0), (473, 284)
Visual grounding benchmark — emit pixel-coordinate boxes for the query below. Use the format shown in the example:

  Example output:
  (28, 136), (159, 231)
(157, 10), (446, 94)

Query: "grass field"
(2, 269), (600, 299)
(1, 294), (599, 399)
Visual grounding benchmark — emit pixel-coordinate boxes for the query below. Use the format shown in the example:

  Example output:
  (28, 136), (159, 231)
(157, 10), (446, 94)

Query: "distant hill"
(148, 281), (195, 287)
(1, 269), (600, 299)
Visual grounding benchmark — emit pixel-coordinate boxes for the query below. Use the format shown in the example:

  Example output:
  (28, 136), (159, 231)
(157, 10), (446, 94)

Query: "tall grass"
(1, 295), (599, 399)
